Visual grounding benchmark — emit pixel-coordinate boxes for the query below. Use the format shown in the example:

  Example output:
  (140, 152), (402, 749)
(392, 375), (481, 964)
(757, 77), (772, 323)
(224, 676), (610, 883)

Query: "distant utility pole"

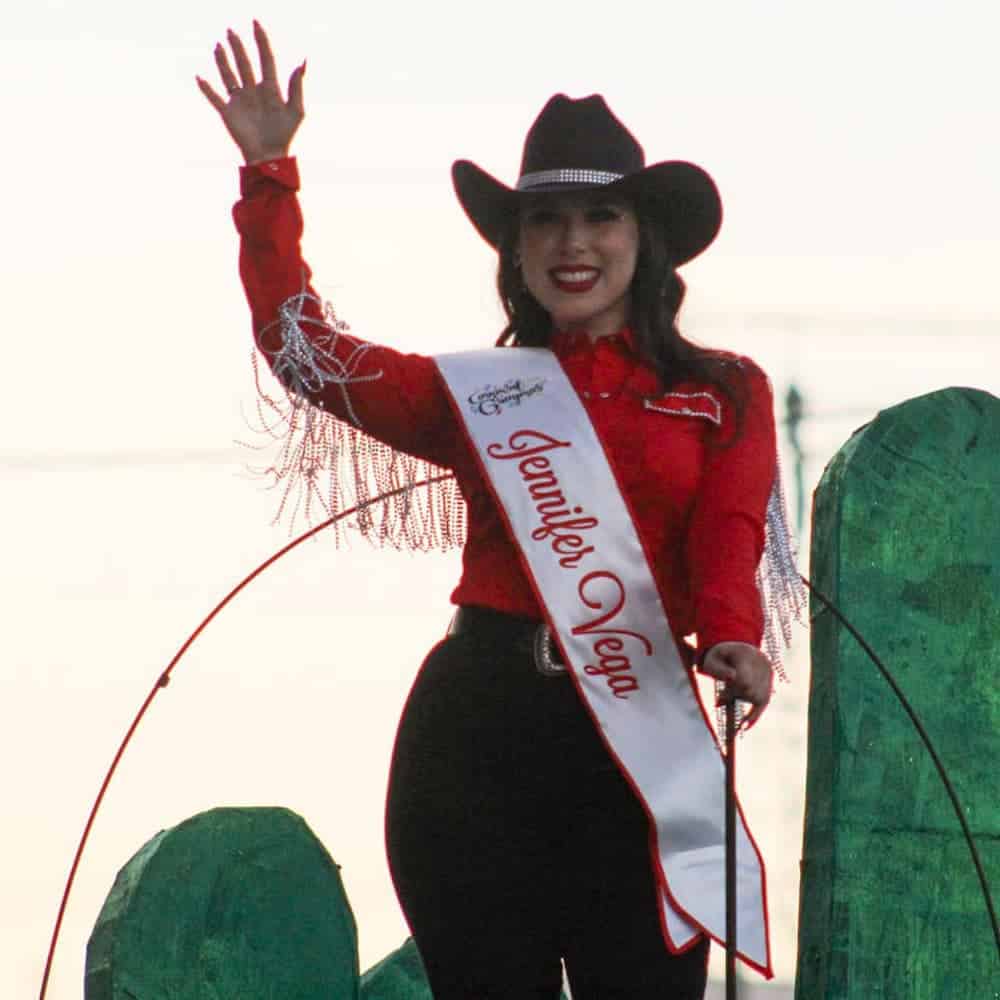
(784, 384), (805, 540)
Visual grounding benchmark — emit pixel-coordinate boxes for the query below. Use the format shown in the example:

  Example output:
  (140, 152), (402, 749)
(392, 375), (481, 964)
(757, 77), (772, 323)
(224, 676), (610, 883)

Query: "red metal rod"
(38, 477), (453, 1000)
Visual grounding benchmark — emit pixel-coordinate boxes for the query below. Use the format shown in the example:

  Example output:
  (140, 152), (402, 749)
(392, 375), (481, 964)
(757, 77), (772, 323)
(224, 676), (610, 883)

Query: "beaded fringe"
(717, 465), (807, 738)
(243, 290), (465, 549)
(757, 466), (808, 683)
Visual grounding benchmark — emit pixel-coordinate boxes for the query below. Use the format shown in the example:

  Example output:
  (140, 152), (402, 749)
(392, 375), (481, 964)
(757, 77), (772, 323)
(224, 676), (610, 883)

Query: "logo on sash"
(467, 376), (546, 416)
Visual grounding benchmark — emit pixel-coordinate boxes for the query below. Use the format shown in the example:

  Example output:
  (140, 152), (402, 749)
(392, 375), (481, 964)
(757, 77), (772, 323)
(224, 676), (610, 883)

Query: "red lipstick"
(549, 267), (600, 293)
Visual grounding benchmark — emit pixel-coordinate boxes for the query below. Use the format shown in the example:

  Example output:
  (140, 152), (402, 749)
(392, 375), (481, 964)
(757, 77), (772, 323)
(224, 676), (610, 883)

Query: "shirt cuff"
(239, 157), (300, 196)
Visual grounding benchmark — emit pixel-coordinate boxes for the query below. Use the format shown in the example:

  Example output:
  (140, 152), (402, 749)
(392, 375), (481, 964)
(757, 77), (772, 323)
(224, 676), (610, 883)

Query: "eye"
(523, 208), (560, 226)
(585, 205), (623, 223)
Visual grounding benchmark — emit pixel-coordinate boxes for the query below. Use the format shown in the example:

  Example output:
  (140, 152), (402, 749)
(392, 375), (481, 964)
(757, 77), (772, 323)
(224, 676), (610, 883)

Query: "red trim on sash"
(434, 349), (773, 978)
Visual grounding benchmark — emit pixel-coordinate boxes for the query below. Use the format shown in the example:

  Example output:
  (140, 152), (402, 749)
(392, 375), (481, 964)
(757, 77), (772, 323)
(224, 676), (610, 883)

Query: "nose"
(558, 212), (588, 256)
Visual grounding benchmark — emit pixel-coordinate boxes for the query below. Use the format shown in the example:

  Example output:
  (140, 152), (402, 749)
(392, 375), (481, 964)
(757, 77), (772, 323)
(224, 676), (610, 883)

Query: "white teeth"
(553, 269), (598, 283)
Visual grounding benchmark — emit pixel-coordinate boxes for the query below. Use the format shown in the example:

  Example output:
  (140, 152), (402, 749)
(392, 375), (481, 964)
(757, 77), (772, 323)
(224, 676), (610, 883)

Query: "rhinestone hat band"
(516, 168), (625, 191)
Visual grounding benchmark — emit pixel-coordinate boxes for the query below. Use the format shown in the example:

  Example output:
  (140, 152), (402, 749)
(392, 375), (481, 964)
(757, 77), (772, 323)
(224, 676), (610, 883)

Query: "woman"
(199, 22), (784, 999)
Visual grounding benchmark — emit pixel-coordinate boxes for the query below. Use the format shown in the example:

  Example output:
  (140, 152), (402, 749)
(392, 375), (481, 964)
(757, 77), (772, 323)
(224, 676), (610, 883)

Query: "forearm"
(235, 158), (317, 352)
(233, 158), (457, 465)
(687, 362), (776, 654)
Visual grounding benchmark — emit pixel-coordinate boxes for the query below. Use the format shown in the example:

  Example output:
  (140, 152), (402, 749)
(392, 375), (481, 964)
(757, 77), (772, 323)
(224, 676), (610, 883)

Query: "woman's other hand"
(699, 641), (773, 729)
(197, 21), (305, 164)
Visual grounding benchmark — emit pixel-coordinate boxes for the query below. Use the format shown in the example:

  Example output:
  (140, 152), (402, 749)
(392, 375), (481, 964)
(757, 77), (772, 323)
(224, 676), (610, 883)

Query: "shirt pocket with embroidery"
(642, 391), (722, 426)
(636, 391), (723, 517)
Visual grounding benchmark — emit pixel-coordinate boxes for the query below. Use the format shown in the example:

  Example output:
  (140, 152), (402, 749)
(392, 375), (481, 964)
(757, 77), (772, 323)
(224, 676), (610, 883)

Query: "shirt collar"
(551, 326), (637, 357)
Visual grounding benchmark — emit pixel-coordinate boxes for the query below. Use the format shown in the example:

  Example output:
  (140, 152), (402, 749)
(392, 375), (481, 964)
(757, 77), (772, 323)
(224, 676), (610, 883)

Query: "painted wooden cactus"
(86, 807), (363, 998)
(796, 387), (1000, 998)
(86, 806), (570, 998)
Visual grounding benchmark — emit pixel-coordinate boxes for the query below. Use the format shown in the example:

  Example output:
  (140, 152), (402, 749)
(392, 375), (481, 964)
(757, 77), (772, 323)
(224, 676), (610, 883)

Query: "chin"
(553, 306), (602, 328)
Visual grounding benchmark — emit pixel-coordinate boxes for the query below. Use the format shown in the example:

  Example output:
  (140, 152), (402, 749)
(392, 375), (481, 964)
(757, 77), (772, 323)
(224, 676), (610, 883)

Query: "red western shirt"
(235, 158), (776, 656)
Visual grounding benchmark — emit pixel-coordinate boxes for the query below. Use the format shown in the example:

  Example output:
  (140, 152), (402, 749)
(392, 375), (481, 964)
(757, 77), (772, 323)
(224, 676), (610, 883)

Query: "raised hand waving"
(197, 21), (305, 164)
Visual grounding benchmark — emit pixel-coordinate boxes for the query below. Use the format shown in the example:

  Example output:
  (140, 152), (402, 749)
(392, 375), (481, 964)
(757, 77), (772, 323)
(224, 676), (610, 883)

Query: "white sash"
(435, 348), (771, 975)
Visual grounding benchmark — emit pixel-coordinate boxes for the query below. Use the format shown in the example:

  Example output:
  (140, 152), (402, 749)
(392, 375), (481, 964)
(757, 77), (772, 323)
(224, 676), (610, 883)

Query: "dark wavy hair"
(493, 194), (747, 425)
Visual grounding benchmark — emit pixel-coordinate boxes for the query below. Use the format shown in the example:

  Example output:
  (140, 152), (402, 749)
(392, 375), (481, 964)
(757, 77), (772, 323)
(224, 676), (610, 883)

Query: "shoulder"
(666, 351), (772, 401)
(702, 350), (770, 384)
(703, 352), (774, 413)
(679, 352), (774, 447)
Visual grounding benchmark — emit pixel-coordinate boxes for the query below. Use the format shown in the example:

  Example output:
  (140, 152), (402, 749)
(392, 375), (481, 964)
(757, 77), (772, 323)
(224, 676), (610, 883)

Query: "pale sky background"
(4, 1), (999, 997)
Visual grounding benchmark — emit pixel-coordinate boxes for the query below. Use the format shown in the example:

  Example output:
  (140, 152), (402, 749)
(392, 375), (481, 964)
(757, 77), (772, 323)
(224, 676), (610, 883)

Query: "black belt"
(447, 605), (568, 677)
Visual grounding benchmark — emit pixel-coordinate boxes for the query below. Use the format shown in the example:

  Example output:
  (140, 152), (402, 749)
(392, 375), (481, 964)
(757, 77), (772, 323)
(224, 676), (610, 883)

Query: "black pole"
(725, 697), (738, 1000)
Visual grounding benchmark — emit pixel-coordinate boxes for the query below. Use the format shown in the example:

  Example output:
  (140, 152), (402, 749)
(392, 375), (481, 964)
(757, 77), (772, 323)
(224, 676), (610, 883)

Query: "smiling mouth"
(549, 268), (600, 293)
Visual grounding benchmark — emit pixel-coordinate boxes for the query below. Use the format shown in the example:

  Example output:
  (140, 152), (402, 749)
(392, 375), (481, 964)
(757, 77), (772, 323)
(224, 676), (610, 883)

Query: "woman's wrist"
(245, 149), (290, 165)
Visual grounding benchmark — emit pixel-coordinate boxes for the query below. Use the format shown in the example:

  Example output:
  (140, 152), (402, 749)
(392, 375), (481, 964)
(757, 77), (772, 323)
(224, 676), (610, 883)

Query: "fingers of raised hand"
(287, 61), (306, 119)
(254, 20), (278, 83)
(227, 28), (257, 89)
(212, 41), (241, 96)
(202, 25), (298, 110)
(196, 75), (227, 112)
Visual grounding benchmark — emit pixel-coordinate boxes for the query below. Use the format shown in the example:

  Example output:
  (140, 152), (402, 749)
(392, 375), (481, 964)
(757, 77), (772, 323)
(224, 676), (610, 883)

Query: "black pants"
(385, 627), (709, 999)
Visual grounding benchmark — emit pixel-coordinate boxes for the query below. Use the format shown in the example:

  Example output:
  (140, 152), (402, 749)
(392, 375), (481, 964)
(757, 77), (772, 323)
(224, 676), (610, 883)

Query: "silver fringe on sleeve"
(756, 464), (808, 682)
(244, 287), (466, 550)
(715, 462), (806, 736)
(265, 290), (382, 429)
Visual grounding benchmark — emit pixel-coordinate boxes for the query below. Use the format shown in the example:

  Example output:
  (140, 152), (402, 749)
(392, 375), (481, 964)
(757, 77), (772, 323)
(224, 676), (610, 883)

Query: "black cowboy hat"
(452, 94), (722, 266)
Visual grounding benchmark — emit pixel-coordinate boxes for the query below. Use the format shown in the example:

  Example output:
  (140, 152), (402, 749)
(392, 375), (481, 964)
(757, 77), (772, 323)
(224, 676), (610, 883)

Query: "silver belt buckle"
(533, 624), (567, 676)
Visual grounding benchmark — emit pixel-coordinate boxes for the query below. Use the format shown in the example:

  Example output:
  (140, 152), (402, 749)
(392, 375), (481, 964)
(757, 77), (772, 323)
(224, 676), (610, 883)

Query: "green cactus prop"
(796, 388), (1000, 998)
